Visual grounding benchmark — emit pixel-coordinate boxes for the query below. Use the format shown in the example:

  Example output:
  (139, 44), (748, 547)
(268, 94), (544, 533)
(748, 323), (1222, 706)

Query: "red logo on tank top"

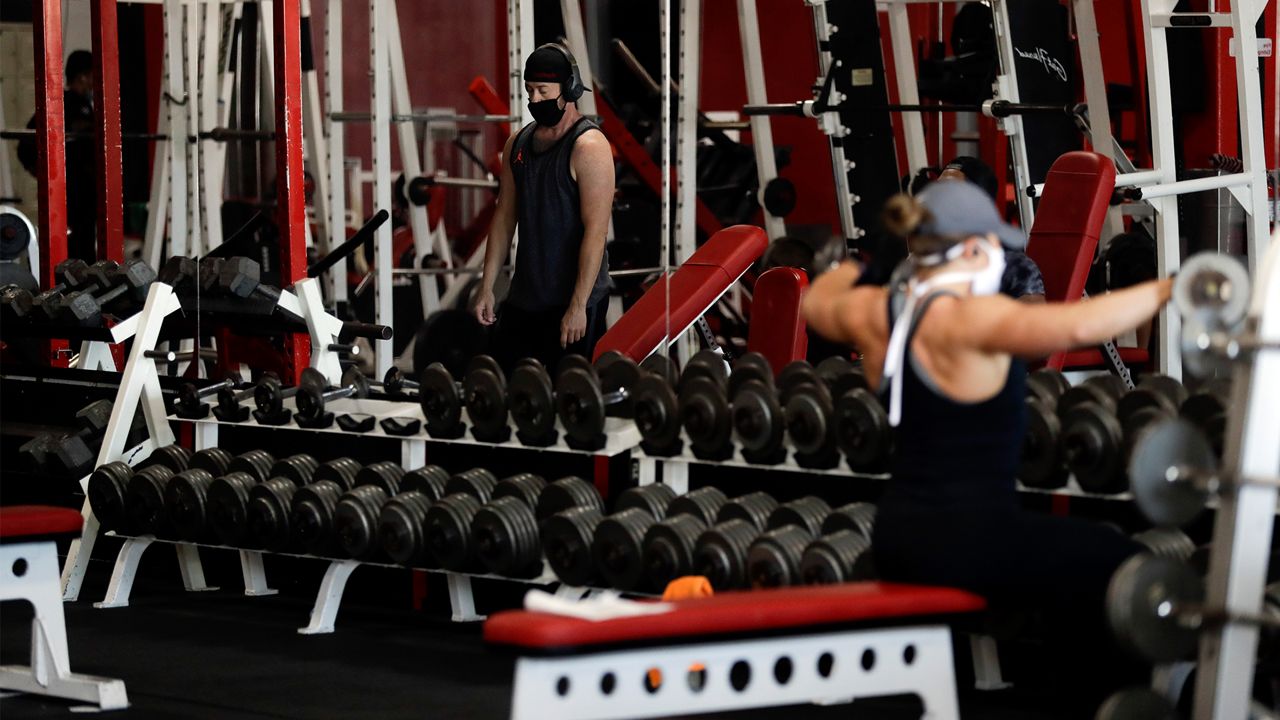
(514, 149), (524, 165)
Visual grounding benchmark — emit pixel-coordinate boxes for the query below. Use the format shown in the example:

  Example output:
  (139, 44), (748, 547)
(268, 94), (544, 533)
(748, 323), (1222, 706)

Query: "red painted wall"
(306, 0), (505, 219)
(689, 0), (839, 234)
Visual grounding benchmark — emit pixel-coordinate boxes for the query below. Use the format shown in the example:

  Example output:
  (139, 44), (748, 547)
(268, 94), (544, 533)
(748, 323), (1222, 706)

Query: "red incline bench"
(485, 583), (985, 719)
(0, 505), (128, 709)
(593, 226), (770, 363)
(1025, 151), (1149, 371)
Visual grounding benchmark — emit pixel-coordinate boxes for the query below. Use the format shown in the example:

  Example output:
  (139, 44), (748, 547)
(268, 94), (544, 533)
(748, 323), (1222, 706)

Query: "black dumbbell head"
(542, 506), (603, 586)
(291, 480), (347, 556)
(473, 496), (542, 578)
(614, 484), (677, 519)
(643, 513), (708, 591)
(667, 487), (728, 527)
(592, 508), (657, 591)
(208, 471), (261, 546)
(87, 461), (134, 534)
(534, 476), (603, 523)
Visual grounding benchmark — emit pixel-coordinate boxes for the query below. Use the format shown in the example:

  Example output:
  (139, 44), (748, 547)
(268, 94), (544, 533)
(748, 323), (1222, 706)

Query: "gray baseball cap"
(914, 179), (1027, 251)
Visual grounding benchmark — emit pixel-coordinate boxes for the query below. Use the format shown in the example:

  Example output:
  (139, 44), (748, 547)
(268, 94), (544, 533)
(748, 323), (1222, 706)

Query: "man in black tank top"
(474, 44), (613, 373)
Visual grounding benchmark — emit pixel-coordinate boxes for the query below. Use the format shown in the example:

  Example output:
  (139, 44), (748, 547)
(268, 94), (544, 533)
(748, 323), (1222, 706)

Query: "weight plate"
(593, 350), (629, 376)
(300, 368), (328, 390)
(0, 207), (35, 260)
(466, 354), (505, 385)
(1061, 403), (1124, 492)
(465, 368), (509, 438)
(815, 356), (854, 386)
(633, 374), (681, 449)
(599, 355), (641, 418)
(640, 353), (679, 385)
(731, 380), (785, 455)
(681, 350), (729, 392)
(1180, 313), (1236, 379)
(728, 361), (773, 399)
(1107, 554), (1202, 663)
(679, 377), (733, 455)
(829, 368), (869, 401)
(341, 368), (371, 398)
(1130, 419), (1216, 528)
(515, 356), (545, 374)
(784, 385), (835, 456)
(509, 364), (556, 439)
(1117, 386), (1180, 428)
(1095, 688), (1178, 720)
(733, 351), (772, 381)
(1026, 368), (1070, 407)
(419, 363), (463, 435)
(1173, 252), (1250, 327)
(834, 388), (890, 470)
(777, 361), (820, 405)
(557, 367), (607, 443)
(1019, 398), (1065, 489)
(1057, 375), (1126, 417)
(555, 354), (595, 383)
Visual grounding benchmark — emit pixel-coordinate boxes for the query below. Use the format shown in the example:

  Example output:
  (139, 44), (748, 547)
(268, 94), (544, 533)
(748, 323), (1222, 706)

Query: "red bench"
(0, 505), (128, 710)
(593, 225), (769, 363)
(486, 582), (984, 719)
(746, 267), (809, 373)
(1025, 151), (1150, 371)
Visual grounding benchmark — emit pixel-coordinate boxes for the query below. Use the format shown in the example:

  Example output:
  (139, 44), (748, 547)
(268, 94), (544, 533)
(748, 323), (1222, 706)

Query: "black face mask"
(528, 97), (565, 127)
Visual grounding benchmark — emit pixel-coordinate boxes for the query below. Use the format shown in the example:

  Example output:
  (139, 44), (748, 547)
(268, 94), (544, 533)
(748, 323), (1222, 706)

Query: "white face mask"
(881, 240), (1006, 426)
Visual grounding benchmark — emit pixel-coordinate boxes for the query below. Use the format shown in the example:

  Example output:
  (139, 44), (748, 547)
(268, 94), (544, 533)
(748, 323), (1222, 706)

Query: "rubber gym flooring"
(1, 545), (1079, 719)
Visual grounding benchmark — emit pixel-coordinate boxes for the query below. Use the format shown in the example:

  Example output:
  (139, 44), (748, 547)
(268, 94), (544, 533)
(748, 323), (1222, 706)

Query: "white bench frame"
(507, 624), (960, 720)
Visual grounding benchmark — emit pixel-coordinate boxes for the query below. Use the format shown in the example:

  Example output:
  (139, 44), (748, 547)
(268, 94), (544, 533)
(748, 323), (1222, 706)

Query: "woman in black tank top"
(801, 182), (1174, 709)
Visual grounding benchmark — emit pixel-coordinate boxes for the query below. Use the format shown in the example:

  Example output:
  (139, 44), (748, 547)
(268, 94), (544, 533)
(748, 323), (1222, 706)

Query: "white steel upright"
(805, 0), (860, 243)
(324, 0), (347, 306)
(736, 0), (786, 241)
(370, 0), (393, 377)
(676, 0), (701, 264)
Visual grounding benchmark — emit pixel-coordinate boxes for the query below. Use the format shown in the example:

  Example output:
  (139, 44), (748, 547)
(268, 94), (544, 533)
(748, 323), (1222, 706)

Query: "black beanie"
(523, 46), (572, 86)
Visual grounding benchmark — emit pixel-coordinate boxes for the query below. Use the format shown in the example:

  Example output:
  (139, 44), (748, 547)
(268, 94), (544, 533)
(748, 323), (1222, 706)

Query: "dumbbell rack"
(634, 444), (889, 496)
(85, 384), (641, 634)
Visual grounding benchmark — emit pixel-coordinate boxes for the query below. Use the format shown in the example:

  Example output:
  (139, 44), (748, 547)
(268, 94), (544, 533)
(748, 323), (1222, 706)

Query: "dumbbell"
(629, 362), (687, 456)
(125, 465), (186, 538)
(208, 449), (277, 546)
(730, 355), (786, 465)
(87, 461), (135, 534)
(1132, 528), (1196, 563)
(288, 457), (367, 555)
(423, 469), (501, 571)
(52, 259), (156, 325)
(679, 374), (734, 461)
(253, 374), (299, 425)
(746, 497), (832, 588)
(294, 368), (371, 427)
(642, 487), (728, 590)
(157, 256), (197, 291)
(198, 257), (226, 294)
(1064, 375), (1186, 493)
(507, 358), (559, 446)
(418, 356), (506, 440)
(379, 367), (419, 397)
(217, 256), (283, 303)
(376, 465), (453, 565)
(141, 443), (193, 474)
(244, 453), (322, 551)
(691, 491), (779, 590)
(327, 462), (406, 558)
(472, 474), (550, 577)
(0, 284), (37, 322)
(173, 377), (241, 419)
(799, 502), (879, 585)
(1179, 378), (1230, 458)
(165, 448), (236, 541)
(538, 477), (609, 586)
(28, 399), (115, 476)
(556, 352), (644, 449)
(780, 364), (842, 467)
(1020, 368), (1073, 489)
(1020, 374), (1127, 490)
(213, 382), (257, 422)
(590, 485), (678, 591)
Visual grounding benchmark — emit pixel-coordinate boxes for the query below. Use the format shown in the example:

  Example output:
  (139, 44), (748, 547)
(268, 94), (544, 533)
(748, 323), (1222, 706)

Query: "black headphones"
(537, 42), (587, 102)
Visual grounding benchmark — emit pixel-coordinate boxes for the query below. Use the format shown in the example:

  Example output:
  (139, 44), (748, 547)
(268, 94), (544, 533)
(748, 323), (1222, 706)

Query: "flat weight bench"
(0, 505), (128, 710)
(594, 225), (769, 362)
(485, 583), (985, 720)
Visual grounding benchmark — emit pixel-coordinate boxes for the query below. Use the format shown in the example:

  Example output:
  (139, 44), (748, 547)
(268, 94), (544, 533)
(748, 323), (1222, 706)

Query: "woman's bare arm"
(955, 278), (1173, 358)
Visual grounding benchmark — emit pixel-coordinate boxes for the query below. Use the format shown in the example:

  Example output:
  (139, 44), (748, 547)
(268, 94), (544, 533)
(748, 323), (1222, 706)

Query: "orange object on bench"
(593, 225), (769, 363)
(1025, 151), (1149, 370)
